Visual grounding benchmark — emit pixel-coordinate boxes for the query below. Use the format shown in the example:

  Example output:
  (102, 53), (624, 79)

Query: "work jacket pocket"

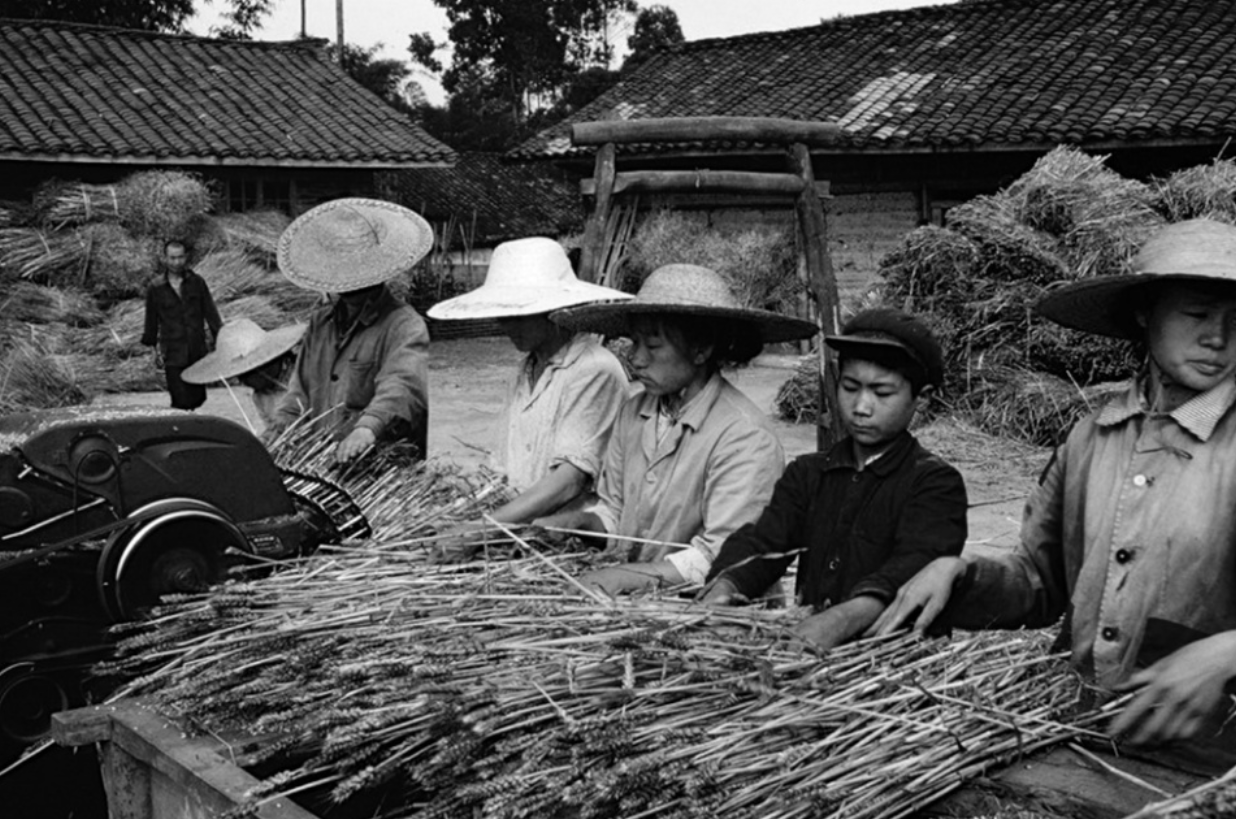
(345, 359), (376, 409)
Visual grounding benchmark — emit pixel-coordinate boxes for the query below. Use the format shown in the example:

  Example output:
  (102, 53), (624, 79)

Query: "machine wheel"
(0, 663), (69, 751)
(96, 499), (249, 622)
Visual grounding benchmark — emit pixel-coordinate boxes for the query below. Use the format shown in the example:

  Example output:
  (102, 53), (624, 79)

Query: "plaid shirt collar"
(1098, 373), (1236, 442)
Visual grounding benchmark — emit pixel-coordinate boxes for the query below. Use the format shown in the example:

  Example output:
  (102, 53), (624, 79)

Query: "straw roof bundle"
(0, 226), (88, 283)
(1152, 158), (1236, 224)
(0, 281), (105, 327)
(115, 170), (214, 240)
(105, 529), (1116, 819)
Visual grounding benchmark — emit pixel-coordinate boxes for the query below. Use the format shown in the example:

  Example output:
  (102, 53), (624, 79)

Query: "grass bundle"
(207, 209), (292, 260)
(775, 356), (819, 424)
(115, 170), (214, 240)
(103, 535), (1117, 819)
(38, 181), (124, 228)
(624, 209), (804, 315)
(0, 226), (87, 283)
(196, 247), (277, 301)
(79, 222), (157, 300)
(220, 294), (295, 331)
(954, 366), (1129, 448)
(0, 333), (90, 409)
(1152, 158), (1236, 223)
(0, 281), (105, 327)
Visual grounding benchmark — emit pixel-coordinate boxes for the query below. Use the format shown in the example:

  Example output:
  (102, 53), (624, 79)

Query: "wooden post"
(787, 142), (844, 451)
(578, 142), (616, 283)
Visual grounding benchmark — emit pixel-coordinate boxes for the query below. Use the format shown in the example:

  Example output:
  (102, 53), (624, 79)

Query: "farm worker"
(140, 239), (223, 411)
(700, 309), (968, 651)
(270, 198), (431, 463)
(181, 318), (305, 431)
(873, 218), (1236, 748)
(540, 263), (818, 596)
(426, 238), (633, 545)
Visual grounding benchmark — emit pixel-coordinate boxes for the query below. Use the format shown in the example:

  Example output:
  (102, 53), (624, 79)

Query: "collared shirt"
(707, 431), (968, 607)
(141, 270), (222, 367)
(945, 375), (1236, 687)
(276, 286), (429, 454)
(593, 372), (785, 585)
(496, 334), (631, 492)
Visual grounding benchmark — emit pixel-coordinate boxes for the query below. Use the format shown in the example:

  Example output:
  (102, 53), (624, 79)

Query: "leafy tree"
(0, 0), (196, 30)
(331, 41), (415, 114)
(209, 0), (273, 39)
(411, 0), (636, 126)
(623, 4), (682, 70)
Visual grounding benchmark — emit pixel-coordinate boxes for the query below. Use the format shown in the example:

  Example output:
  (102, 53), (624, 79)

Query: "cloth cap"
(182, 318), (306, 384)
(550, 263), (817, 344)
(277, 198), (433, 293)
(1035, 218), (1236, 339)
(824, 308), (944, 388)
(426, 237), (631, 320)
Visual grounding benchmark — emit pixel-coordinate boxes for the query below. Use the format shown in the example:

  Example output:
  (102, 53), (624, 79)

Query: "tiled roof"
(383, 152), (583, 244)
(0, 19), (454, 167)
(513, 0), (1236, 159)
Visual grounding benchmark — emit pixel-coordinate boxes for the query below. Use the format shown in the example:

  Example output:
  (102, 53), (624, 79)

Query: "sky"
(189, 0), (957, 104)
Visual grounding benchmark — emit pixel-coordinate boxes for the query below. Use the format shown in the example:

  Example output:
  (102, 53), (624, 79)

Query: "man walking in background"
(141, 239), (223, 410)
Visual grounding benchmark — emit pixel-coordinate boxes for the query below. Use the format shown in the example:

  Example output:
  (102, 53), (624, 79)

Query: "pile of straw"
(775, 356), (819, 424)
(1153, 158), (1236, 224)
(1125, 765), (1236, 818)
(206, 209), (292, 260)
(1, 281), (105, 327)
(78, 222), (157, 300)
(0, 226), (88, 283)
(104, 532), (1116, 819)
(38, 181), (124, 228)
(115, 171), (214, 240)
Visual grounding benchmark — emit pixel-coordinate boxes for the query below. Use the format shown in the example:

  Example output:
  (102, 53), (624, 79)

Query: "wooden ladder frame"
(572, 116), (845, 450)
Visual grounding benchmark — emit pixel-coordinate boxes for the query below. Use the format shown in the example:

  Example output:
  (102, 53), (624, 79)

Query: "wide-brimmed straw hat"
(1035, 218), (1236, 339)
(277, 198), (433, 293)
(427, 237), (630, 320)
(182, 318), (306, 384)
(551, 263), (818, 344)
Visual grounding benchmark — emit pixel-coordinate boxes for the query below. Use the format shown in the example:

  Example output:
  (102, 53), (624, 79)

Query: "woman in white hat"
(875, 218), (1236, 750)
(182, 318), (306, 430)
(542, 263), (818, 597)
(271, 198), (433, 463)
(427, 237), (633, 534)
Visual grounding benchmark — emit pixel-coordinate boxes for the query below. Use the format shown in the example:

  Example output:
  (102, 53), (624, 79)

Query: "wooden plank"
(71, 701), (319, 819)
(572, 117), (841, 148)
(579, 170), (806, 196)
(577, 142), (616, 284)
(786, 143), (843, 451)
(100, 744), (154, 819)
(52, 706), (114, 746)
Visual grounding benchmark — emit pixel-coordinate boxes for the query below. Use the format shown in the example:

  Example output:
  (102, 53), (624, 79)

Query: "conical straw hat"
(182, 318), (306, 384)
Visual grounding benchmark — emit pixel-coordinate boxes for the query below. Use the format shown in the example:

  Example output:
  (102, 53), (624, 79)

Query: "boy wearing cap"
(874, 219), (1236, 749)
(701, 309), (968, 651)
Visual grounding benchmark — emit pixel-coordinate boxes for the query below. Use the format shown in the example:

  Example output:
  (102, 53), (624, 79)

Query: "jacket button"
(1115, 548), (1133, 564)
(1132, 474), (1147, 487)
(827, 559), (840, 571)
(331, 374), (339, 382)
(1101, 626), (1119, 641)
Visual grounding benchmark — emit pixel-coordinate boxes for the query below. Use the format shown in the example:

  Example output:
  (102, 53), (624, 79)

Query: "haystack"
(115, 170), (214, 240)
(79, 222), (157, 300)
(1, 281), (105, 327)
(1153, 157), (1236, 224)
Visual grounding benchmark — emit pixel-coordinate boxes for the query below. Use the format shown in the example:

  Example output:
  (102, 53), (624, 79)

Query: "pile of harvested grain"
(115, 170), (214, 240)
(78, 222), (157, 301)
(105, 531), (1115, 819)
(1, 281), (105, 327)
(775, 356), (819, 424)
(1153, 158), (1236, 224)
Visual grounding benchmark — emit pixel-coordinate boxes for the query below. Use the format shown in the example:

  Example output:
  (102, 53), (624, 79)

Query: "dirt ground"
(93, 336), (1047, 555)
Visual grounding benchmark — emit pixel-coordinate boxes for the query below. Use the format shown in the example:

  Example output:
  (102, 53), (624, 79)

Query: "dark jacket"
(706, 431), (968, 608)
(141, 270), (222, 367)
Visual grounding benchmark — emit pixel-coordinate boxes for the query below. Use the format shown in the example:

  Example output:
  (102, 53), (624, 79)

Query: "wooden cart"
(54, 698), (1223, 819)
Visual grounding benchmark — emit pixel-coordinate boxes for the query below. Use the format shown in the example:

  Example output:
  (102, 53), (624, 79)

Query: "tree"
(332, 42), (415, 114)
(623, 4), (682, 70)
(0, 0), (196, 30)
(209, 0), (274, 40)
(411, 0), (636, 127)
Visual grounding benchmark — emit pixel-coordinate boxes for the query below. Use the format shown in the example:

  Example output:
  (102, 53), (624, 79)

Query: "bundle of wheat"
(79, 222), (157, 300)
(0, 226), (87, 283)
(115, 170), (214, 240)
(195, 247), (275, 301)
(104, 536), (1118, 819)
(0, 281), (105, 326)
(1153, 158), (1236, 224)
(39, 181), (124, 228)
(208, 209), (292, 260)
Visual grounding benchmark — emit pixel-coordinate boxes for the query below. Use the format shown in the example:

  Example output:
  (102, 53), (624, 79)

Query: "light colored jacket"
(594, 372), (785, 585)
(946, 376), (1236, 687)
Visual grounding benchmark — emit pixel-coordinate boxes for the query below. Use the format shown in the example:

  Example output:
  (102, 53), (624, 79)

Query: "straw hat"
(182, 318), (306, 384)
(427, 237), (630, 320)
(277, 198), (433, 293)
(1036, 218), (1236, 339)
(551, 263), (818, 344)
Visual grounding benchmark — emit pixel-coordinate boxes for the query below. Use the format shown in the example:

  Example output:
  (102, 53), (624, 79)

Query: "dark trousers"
(165, 365), (206, 410)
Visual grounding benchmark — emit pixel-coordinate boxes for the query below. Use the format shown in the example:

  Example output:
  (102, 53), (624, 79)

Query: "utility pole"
(300, 0), (306, 38)
(336, 0), (345, 62)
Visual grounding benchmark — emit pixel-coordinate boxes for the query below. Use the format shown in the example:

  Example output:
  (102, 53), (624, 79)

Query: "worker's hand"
(697, 576), (748, 606)
(1109, 632), (1236, 746)
(791, 608), (851, 652)
(580, 562), (681, 598)
(867, 557), (967, 637)
(428, 522), (490, 563)
(335, 427), (376, 463)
